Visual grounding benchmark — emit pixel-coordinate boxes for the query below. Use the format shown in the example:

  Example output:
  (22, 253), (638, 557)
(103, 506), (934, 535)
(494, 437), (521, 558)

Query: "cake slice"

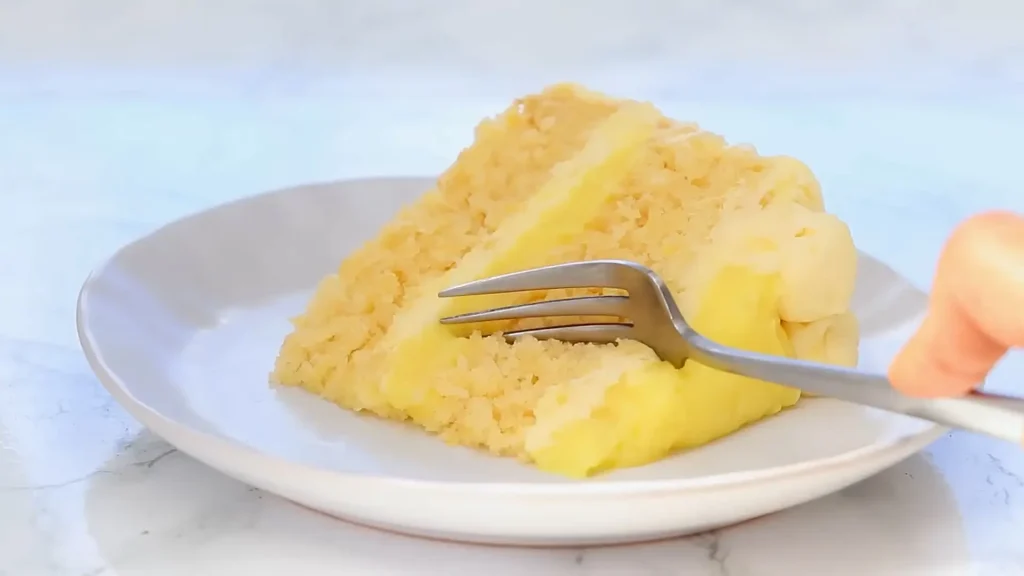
(272, 84), (860, 477)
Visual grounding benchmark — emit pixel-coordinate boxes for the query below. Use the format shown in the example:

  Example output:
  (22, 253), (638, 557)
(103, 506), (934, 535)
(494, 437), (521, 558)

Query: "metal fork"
(439, 259), (1024, 446)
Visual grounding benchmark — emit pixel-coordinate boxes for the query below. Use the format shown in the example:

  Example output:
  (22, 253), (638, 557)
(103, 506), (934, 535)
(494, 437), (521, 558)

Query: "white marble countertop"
(3, 1), (1024, 574)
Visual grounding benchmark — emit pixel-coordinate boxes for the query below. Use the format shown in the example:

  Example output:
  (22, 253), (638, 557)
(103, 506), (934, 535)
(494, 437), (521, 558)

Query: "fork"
(438, 259), (1024, 446)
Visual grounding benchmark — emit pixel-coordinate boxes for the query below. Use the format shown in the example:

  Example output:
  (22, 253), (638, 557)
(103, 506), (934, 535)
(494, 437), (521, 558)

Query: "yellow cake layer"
(273, 84), (621, 414)
(272, 83), (860, 477)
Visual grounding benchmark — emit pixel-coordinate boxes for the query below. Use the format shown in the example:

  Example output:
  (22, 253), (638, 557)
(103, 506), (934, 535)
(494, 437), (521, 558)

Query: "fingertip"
(889, 354), (979, 398)
(891, 210), (1024, 397)
(888, 308), (1003, 397)
(963, 209), (1024, 230)
(889, 330), (978, 398)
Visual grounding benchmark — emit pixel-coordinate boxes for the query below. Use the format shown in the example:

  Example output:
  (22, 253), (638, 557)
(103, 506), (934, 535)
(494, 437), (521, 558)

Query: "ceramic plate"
(77, 177), (943, 546)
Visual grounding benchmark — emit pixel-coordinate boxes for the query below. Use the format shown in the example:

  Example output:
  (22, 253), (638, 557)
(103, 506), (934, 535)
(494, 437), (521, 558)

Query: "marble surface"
(3, 0), (1024, 574)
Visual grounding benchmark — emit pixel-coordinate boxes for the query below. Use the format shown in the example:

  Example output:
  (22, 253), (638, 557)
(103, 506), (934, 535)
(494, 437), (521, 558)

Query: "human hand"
(889, 211), (1024, 397)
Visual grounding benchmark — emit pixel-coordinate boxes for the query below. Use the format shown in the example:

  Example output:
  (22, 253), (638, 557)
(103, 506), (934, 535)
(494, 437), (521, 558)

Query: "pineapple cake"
(271, 83), (859, 478)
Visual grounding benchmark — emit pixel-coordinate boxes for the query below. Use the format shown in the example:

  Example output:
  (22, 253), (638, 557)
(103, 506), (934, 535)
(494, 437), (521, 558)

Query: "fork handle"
(689, 337), (1024, 446)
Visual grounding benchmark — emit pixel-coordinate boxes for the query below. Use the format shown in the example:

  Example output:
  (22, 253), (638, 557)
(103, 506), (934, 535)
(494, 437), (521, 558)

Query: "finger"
(889, 284), (1005, 397)
(889, 210), (1024, 397)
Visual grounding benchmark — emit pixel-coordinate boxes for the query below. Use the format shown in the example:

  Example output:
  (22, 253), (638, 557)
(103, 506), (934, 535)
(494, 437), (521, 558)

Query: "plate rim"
(76, 176), (945, 497)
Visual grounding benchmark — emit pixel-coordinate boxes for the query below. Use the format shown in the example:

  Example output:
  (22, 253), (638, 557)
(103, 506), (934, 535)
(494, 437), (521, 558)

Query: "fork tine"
(503, 323), (634, 344)
(438, 261), (632, 298)
(439, 295), (630, 325)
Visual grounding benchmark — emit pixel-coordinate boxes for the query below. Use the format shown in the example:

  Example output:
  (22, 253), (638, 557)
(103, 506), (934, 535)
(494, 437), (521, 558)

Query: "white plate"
(77, 177), (943, 546)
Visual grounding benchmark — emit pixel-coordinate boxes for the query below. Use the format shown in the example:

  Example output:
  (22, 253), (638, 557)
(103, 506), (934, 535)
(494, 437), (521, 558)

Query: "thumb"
(888, 211), (1024, 397)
